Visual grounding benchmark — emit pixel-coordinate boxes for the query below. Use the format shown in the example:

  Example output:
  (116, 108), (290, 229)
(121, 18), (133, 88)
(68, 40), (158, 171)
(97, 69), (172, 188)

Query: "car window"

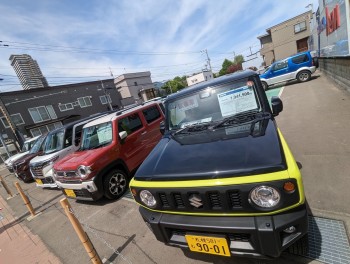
(291, 54), (309, 64)
(142, 105), (161, 124)
(272, 61), (288, 71)
(118, 113), (143, 135)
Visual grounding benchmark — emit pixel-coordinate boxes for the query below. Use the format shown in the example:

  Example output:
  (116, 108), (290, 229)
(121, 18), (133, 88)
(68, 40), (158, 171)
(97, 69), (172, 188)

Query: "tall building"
(9, 54), (49, 90)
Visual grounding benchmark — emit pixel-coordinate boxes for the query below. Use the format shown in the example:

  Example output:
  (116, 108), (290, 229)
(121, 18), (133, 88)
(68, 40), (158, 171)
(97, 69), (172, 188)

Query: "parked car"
(29, 114), (108, 188)
(53, 101), (165, 201)
(129, 70), (308, 258)
(12, 134), (47, 183)
(259, 51), (317, 90)
(4, 136), (40, 172)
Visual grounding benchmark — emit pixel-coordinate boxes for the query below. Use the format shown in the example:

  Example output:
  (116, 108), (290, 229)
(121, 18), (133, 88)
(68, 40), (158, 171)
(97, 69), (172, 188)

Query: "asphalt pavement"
(0, 71), (349, 264)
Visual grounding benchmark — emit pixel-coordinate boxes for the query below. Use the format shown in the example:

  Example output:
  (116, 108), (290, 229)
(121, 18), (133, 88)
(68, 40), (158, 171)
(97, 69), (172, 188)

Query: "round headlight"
(77, 165), (91, 178)
(249, 186), (280, 208)
(140, 190), (157, 208)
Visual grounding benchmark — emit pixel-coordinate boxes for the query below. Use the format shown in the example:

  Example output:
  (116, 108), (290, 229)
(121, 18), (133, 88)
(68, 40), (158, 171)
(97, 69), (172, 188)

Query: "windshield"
(44, 129), (65, 154)
(80, 122), (113, 150)
(167, 79), (261, 130)
(29, 136), (46, 154)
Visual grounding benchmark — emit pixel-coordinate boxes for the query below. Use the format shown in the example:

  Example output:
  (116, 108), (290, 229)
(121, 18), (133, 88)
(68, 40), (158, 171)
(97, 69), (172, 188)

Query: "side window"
(118, 113), (143, 135)
(272, 61), (288, 71)
(291, 54), (309, 64)
(142, 106), (161, 124)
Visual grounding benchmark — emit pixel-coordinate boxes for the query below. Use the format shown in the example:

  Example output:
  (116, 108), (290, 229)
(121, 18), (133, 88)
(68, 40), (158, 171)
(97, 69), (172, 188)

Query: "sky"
(0, 0), (319, 92)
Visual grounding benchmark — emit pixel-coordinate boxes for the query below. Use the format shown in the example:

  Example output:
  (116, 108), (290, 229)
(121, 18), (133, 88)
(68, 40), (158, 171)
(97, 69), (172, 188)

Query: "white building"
(186, 71), (213, 86)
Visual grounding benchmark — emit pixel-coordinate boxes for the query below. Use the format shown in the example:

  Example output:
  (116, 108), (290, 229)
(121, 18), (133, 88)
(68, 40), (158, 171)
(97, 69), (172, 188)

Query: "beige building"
(114, 71), (156, 106)
(258, 11), (312, 66)
(186, 70), (213, 86)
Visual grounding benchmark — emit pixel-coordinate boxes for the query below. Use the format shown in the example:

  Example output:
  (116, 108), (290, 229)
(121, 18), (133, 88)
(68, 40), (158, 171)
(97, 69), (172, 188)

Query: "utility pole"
(100, 81), (113, 111)
(202, 49), (212, 72)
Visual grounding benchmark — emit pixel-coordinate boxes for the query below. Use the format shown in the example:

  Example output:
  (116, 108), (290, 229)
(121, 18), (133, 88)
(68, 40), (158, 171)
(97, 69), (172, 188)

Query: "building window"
(30, 122), (62, 137)
(0, 117), (10, 128)
(59, 103), (74, 112)
(134, 82), (138, 86)
(78, 97), (92, 108)
(99, 95), (112, 105)
(10, 113), (25, 126)
(294, 21), (306, 33)
(28, 106), (56, 123)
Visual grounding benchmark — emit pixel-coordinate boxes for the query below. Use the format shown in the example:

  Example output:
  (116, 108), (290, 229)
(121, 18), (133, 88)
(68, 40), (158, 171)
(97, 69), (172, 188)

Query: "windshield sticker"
(96, 125), (112, 144)
(217, 86), (257, 117)
(173, 95), (198, 112)
(181, 117), (212, 128)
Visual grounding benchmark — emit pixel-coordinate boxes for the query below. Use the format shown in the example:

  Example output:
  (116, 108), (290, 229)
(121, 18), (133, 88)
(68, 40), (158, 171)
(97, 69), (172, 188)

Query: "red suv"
(53, 101), (164, 201)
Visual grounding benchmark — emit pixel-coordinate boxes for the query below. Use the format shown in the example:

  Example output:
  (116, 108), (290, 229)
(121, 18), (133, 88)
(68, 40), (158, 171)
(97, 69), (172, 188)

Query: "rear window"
(291, 54), (309, 64)
(118, 113), (143, 134)
(142, 105), (161, 124)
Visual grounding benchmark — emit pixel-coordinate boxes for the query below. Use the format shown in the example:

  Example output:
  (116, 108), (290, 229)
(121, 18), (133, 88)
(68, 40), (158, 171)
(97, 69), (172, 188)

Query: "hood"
(13, 152), (40, 166)
(135, 119), (286, 181)
(4, 151), (29, 166)
(30, 152), (59, 166)
(54, 147), (108, 171)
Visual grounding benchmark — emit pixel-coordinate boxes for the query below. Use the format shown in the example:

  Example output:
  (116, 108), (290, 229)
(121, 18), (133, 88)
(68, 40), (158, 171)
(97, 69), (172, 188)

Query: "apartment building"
(9, 54), (49, 90)
(258, 11), (312, 66)
(0, 79), (122, 144)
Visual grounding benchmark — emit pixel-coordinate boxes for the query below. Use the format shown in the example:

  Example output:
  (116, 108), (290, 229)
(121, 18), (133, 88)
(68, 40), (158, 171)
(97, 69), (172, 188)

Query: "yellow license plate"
(35, 179), (43, 185)
(64, 189), (76, 198)
(185, 234), (231, 257)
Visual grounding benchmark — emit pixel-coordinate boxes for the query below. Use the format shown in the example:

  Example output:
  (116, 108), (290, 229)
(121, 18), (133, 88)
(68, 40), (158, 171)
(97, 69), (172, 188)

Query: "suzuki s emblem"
(63, 172), (67, 177)
(189, 194), (203, 208)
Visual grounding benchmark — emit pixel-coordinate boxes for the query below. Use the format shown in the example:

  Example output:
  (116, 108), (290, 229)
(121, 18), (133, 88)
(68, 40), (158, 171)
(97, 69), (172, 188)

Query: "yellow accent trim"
(130, 129), (306, 216)
(136, 201), (303, 216)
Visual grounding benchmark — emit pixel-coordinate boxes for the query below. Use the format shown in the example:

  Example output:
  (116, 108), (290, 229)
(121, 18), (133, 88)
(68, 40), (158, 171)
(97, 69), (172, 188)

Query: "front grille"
(155, 190), (242, 212)
(60, 179), (81, 184)
(57, 171), (77, 177)
(31, 165), (43, 177)
(208, 192), (222, 209)
(228, 190), (242, 208)
(229, 233), (250, 242)
(173, 193), (185, 208)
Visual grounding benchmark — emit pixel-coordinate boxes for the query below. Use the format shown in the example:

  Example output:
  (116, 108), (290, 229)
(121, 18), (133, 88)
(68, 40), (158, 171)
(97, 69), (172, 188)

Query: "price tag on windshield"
(217, 86), (258, 117)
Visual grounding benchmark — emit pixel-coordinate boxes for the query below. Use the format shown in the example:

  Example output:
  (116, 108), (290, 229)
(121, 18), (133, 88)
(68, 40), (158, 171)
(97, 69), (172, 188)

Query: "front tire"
(103, 169), (128, 200)
(261, 81), (268, 91)
(297, 71), (311, 83)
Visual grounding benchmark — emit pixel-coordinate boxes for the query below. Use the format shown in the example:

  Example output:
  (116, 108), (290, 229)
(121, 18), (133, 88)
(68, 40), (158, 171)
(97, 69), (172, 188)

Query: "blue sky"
(0, 0), (318, 91)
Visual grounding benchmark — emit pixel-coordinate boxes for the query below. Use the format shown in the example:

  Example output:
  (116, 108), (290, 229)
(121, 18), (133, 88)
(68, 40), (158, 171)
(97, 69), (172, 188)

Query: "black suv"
(130, 70), (308, 259)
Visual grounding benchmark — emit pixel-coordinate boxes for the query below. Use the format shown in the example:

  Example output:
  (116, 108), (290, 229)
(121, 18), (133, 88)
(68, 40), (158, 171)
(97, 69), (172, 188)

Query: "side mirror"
(160, 121), (165, 135)
(119, 131), (128, 141)
(271, 96), (283, 116)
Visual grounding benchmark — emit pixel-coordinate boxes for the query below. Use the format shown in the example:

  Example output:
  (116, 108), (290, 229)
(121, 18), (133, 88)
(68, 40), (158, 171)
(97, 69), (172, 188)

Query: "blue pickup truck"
(260, 51), (317, 90)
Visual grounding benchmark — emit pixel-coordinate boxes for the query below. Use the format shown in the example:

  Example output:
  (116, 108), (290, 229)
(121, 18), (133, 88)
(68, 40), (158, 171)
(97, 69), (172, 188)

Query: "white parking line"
(278, 86), (285, 98)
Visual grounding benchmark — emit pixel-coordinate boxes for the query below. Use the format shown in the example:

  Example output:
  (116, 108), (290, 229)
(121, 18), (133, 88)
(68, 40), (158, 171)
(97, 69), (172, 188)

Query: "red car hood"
(54, 147), (108, 171)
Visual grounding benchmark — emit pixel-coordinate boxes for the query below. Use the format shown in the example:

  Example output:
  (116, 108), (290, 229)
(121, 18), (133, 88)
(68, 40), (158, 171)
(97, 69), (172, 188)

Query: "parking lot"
(1, 71), (350, 264)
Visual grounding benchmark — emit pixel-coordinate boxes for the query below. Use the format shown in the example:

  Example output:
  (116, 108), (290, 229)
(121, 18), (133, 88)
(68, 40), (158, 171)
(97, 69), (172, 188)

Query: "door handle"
(141, 131), (147, 135)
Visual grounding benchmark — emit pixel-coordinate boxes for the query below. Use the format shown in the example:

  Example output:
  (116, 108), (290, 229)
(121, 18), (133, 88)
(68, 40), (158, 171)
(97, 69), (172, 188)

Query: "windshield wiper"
(173, 123), (211, 136)
(210, 110), (260, 130)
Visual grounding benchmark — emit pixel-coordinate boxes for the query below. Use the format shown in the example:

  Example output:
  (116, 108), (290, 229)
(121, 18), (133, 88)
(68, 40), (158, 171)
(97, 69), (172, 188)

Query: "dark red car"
(13, 135), (47, 183)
